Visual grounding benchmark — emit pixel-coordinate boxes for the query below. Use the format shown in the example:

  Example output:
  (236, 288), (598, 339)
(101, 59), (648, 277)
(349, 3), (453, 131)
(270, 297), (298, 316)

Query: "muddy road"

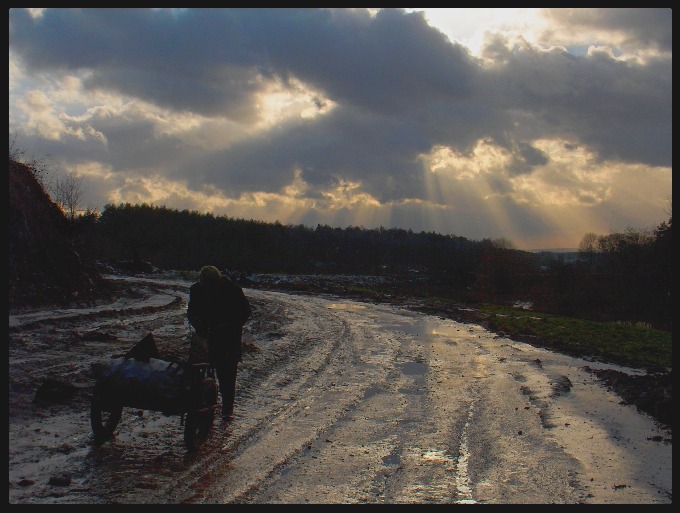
(9, 273), (672, 504)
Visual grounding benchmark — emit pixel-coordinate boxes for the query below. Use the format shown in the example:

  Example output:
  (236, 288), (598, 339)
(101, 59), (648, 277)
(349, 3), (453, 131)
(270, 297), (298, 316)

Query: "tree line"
(10, 147), (670, 330)
(73, 201), (671, 331)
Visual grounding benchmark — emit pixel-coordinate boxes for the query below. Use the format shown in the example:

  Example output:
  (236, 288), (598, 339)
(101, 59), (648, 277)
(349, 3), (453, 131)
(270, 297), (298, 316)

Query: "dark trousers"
(214, 360), (239, 415)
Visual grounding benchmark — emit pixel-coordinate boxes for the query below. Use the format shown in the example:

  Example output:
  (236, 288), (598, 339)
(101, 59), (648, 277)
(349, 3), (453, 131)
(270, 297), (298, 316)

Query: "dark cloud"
(10, 9), (274, 121)
(189, 107), (434, 202)
(506, 143), (549, 176)
(9, 8), (475, 121)
(543, 8), (672, 52)
(15, 105), (192, 174)
(479, 32), (671, 167)
(11, 8), (671, 176)
(261, 8), (476, 115)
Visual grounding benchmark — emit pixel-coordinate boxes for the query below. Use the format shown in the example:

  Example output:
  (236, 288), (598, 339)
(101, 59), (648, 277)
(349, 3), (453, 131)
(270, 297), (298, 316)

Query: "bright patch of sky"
(413, 8), (546, 55)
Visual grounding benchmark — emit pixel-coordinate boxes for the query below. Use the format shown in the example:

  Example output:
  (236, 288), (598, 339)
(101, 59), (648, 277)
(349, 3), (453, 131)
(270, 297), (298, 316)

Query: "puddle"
(398, 387), (426, 395)
(363, 384), (385, 399)
(421, 449), (454, 464)
(399, 361), (428, 375)
(326, 303), (366, 311)
(382, 449), (401, 466)
(383, 317), (465, 340)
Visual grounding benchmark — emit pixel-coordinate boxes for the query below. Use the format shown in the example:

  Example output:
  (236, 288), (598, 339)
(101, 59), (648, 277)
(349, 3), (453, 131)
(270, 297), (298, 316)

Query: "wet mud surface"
(9, 273), (672, 504)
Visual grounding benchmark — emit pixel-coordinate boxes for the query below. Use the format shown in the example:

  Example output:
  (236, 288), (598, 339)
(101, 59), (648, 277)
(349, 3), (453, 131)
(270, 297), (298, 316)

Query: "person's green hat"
(199, 265), (221, 284)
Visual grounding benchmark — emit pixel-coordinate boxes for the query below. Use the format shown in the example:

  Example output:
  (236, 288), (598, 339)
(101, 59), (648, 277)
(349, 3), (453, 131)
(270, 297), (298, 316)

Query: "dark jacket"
(187, 276), (252, 363)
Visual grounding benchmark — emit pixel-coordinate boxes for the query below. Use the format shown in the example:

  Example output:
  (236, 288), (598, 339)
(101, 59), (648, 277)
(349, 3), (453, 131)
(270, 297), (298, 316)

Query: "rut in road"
(157, 290), (391, 503)
(164, 292), (486, 504)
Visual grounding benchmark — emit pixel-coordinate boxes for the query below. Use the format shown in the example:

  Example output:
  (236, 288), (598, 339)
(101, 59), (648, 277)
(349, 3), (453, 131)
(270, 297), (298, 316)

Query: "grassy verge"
(476, 303), (671, 370)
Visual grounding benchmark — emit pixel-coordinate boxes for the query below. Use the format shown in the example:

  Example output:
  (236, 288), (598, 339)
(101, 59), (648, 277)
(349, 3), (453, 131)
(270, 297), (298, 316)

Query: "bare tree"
(9, 132), (24, 161)
(578, 232), (599, 261)
(623, 226), (654, 246)
(491, 237), (515, 250)
(53, 172), (84, 221)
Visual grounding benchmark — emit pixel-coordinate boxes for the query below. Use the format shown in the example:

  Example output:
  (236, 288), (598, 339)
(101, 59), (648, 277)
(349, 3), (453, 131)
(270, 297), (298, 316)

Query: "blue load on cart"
(91, 357), (190, 414)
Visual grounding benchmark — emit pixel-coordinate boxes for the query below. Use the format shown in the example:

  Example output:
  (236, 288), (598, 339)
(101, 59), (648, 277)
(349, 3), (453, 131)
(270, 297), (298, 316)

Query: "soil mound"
(9, 157), (106, 309)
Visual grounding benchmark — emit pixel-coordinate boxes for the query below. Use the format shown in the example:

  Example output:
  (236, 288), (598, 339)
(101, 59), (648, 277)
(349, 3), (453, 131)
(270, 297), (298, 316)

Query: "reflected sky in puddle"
(382, 450), (401, 466)
(399, 361), (428, 375)
(398, 387), (426, 395)
(327, 300), (466, 342)
(327, 303), (367, 311)
(362, 384), (385, 399)
(383, 317), (465, 339)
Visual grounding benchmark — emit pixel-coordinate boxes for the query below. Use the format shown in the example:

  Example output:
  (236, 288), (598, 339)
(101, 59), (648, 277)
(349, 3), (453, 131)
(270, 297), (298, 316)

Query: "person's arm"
(236, 286), (251, 327)
(217, 282), (251, 330)
(187, 285), (209, 336)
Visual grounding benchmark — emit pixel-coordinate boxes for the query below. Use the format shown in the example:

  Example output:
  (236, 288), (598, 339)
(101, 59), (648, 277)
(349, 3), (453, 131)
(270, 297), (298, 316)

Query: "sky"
(8, 8), (672, 250)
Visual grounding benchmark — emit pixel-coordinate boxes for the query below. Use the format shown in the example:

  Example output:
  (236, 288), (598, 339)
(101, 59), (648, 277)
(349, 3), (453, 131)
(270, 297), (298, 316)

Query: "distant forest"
(73, 202), (672, 332)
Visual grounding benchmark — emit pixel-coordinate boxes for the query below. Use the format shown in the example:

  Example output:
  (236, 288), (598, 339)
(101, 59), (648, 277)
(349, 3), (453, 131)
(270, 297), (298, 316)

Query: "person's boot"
(221, 404), (234, 422)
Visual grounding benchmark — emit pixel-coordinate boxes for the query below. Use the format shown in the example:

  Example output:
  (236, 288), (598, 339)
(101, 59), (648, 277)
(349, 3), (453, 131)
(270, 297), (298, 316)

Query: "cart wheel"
(184, 378), (218, 451)
(91, 388), (123, 445)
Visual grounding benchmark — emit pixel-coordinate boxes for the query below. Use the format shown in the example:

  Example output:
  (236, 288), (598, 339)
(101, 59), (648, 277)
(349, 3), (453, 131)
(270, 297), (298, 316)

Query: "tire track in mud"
(216, 305), (482, 504)
(9, 294), (184, 333)
(155, 291), (379, 503)
(9, 294), (188, 392)
(222, 305), (406, 504)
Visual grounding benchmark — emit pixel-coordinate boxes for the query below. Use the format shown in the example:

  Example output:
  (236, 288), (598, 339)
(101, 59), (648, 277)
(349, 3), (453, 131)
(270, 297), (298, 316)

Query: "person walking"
(187, 265), (252, 420)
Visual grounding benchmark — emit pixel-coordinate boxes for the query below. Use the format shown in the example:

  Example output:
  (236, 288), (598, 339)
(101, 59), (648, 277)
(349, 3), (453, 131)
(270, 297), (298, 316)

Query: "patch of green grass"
(478, 304), (671, 369)
(346, 285), (384, 296)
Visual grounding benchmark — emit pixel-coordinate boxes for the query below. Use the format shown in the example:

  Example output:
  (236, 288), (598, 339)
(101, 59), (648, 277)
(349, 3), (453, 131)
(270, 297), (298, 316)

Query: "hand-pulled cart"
(90, 357), (218, 451)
